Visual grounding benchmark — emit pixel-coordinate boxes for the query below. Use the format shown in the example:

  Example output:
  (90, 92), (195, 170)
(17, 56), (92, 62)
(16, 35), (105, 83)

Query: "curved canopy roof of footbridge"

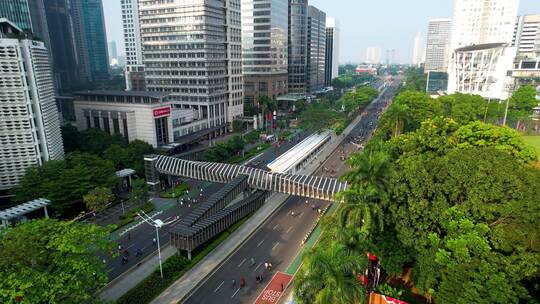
(153, 155), (347, 202)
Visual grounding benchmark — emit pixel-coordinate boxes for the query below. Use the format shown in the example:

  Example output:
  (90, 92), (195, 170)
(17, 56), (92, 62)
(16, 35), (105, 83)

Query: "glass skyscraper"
(70, 0), (110, 82)
(0, 0), (33, 32)
(288, 0), (308, 94)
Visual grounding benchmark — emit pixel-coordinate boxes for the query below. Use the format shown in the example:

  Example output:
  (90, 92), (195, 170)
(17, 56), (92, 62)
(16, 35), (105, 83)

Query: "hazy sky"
(103, 0), (539, 64)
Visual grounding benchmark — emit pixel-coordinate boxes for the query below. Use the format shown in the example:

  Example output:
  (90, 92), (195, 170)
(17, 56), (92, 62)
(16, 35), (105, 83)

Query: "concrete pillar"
(188, 250), (192, 260)
(43, 206), (49, 218)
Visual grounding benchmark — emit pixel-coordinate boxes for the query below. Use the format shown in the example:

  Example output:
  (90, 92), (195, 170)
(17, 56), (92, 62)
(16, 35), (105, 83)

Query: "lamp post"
(502, 82), (516, 127)
(137, 211), (176, 279)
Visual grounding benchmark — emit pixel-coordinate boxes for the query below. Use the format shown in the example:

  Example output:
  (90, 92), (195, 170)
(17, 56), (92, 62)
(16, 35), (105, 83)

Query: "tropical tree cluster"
(294, 88), (540, 304)
(62, 126), (155, 174)
(202, 135), (248, 162)
(342, 86), (379, 113)
(333, 73), (376, 90)
(0, 219), (114, 304)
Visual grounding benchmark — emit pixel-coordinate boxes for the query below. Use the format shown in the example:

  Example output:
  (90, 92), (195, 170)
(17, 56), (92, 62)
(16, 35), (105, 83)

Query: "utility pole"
(137, 211), (176, 279)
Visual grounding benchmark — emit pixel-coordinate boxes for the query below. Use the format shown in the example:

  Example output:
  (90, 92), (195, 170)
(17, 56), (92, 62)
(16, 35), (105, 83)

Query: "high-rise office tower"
(43, 0), (79, 90)
(513, 14), (540, 59)
(0, 19), (64, 189)
(424, 18), (451, 73)
(241, 0), (288, 107)
(70, 0), (110, 82)
(120, 0), (145, 91)
(288, 0), (308, 94)
(447, 0), (519, 99)
(366, 47), (382, 64)
(0, 0), (33, 31)
(306, 5), (326, 93)
(449, 0), (519, 51)
(325, 17), (339, 86)
(412, 32), (425, 66)
(138, 0), (243, 138)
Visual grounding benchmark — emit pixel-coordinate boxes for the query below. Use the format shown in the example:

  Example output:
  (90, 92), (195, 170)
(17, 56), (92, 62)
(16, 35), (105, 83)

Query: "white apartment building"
(0, 19), (64, 190)
(120, 0), (145, 91)
(513, 14), (540, 59)
(412, 32), (425, 67)
(447, 0), (519, 99)
(424, 18), (451, 73)
(138, 0), (243, 136)
(366, 46), (382, 64)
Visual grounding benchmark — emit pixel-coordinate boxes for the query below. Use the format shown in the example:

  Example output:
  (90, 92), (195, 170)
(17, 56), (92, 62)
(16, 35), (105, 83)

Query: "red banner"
(153, 106), (171, 118)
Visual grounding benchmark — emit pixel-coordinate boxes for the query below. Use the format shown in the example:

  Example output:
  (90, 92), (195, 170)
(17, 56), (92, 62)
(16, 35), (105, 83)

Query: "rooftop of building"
(74, 90), (170, 99)
(455, 43), (508, 52)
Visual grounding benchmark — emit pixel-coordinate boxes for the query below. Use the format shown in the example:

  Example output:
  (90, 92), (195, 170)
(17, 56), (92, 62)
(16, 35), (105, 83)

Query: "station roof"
(74, 90), (170, 99)
(116, 168), (136, 178)
(267, 131), (331, 174)
(0, 199), (50, 221)
(455, 43), (507, 52)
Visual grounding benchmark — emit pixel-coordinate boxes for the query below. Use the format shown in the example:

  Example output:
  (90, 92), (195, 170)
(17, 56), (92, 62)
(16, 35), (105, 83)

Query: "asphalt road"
(182, 79), (401, 304)
(105, 131), (308, 280)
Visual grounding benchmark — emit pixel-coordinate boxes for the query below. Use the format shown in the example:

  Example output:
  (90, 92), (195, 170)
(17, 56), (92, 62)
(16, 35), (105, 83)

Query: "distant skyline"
(103, 0), (539, 64)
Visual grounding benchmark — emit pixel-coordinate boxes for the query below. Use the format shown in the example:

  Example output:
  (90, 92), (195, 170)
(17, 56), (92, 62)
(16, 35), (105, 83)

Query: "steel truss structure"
(147, 155), (347, 202)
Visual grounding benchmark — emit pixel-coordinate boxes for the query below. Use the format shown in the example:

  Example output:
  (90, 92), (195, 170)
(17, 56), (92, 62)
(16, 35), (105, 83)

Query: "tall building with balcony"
(325, 17), (339, 86)
(424, 18), (451, 73)
(241, 0), (288, 107)
(288, 0), (308, 94)
(366, 47), (382, 64)
(513, 14), (540, 60)
(138, 0), (243, 141)
(120, 0), (145, 91)
(0, 19), (64, 189)
(447, 0), (519, 99)
(306, 5), (326, 93)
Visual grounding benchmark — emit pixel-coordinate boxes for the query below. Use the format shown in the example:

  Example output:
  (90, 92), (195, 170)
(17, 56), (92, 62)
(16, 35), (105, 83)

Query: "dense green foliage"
(294, 85), (540, 303)
(402, 67), (427, 91)
(14, 152), (118, 215)
(62, 126), (155, 175)
(333, 73), (376, 90)
(83, 187), (113, 212)
(202, 135), (248, 162)
(0, 219), (113, 303)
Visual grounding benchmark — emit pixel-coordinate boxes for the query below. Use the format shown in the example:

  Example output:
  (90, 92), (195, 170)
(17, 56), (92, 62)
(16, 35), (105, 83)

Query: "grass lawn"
(522, 135), (540, 156)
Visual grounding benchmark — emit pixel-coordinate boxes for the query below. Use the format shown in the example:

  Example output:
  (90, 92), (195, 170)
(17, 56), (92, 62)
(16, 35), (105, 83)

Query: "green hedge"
(159, 183), (191, 199)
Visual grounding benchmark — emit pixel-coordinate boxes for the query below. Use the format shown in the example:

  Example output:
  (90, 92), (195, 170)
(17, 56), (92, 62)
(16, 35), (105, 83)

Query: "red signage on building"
(153, 106), (171, 118)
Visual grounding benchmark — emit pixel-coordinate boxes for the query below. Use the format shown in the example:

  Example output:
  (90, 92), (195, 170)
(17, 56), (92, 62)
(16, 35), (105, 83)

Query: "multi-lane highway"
(105, 131), (308, 280)
(182, 80), (400, 304)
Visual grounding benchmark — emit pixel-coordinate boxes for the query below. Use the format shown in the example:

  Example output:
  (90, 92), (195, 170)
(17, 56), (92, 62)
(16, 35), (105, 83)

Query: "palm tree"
(341, 149), (392, 196)
(384, 103), (410, 137)
(337, 187), (385, 238)
(294, 243), (367, 304)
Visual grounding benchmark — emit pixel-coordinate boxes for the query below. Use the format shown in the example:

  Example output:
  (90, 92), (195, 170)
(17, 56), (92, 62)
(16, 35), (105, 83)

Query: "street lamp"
(137, 211), (176, 279)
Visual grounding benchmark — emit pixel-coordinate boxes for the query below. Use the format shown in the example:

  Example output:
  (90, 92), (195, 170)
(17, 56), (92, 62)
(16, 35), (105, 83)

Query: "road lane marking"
(286, 226), (292, 233)
(254, 262), (263, 271)
(257, 239), (265, 247)
(272, 224), (279, 230)
(214, 281), (224, 293)
(231, 287), (241, 298)
(272, 242), (279, 251)
(238, 258), (246, 267)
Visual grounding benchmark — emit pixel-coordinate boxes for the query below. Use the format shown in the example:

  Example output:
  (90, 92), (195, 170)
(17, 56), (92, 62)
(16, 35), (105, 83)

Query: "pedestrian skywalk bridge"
(145, 154), (347, 202)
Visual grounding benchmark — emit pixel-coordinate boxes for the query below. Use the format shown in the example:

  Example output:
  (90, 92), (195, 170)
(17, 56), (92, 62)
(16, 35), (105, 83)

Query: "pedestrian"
(118, 244), (122, 251)
(317, 208), (322, 214)
(128, 232), (131, 241)
(152, 237), (157, 245)
(281, 283), (284, 292)
(264, 262), (268, 270)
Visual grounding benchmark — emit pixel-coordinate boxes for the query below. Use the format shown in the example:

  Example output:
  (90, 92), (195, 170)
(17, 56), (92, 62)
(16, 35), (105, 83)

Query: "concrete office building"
(0, 19), (64, 189)
(138, 0), (243, 137)
(288, 0), (308, 94)
(306, 5), (326, 93)
(325, 17), (339, 86)
(73, 91), (198, 148)
(120, 0), (145, 91)
(241, 0), (288, 107)
(70, 0), (110, 82)
(366, 46), (382, 64)
(513, 14), (540, 59)
(447, 0), (519, 99)
(424, 18), (451, 73)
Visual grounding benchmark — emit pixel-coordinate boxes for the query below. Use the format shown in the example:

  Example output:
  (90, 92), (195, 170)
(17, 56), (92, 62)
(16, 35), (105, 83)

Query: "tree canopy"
(0, 219), (114, 303)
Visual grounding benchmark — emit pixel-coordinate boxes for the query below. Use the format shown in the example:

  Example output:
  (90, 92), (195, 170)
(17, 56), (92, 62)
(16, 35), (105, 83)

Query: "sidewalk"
(99, 244), (177, 301)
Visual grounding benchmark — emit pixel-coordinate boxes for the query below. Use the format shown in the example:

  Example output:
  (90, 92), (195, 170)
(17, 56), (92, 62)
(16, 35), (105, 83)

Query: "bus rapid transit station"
(144, 132), (347, 255)
(267, 131), (331, 174)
